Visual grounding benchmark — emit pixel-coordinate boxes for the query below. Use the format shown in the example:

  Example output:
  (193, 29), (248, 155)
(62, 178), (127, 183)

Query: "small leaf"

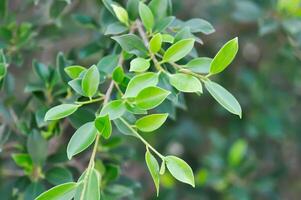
(74, 169), (100, 200)
(228, 139), (248, 167)
(105, 22), (128, 35)
(139, 2), (154, 32)
(35, 182), (77, 200)
(169, 73), (202, 93)
(112, 34), (148, 57)
(97, 54), (119, 74)
(129, 58), (150, 72)
(123, 72), (159, 98)
(154, 16), (175, 32)
(136, 86), (170, 110)
(184, 57), (212, 74)
(162, 34), (174, 43)
(149, 33), (162, 53)
(45, 167), (73, 185)
(12, 153), (33, 172)
(95, 115), (112, 139)
(204, 80), (242, 118)
(210, 37), (239, 75)
(145, 151), (160, 196)
(185, 18), (215, 34)
(100, 100), (126, 120)
(82, 65), (100, 97)
(64, 65), (86, 79)
(165, 156), (195, 187)
(67, 122), (98, 159)
(111, 4), (129, 26)
(112, 66), (125, 84)
(0, 63), (7, 81)
(162, 39), (195, 63)
(136, 113), (168, 132)
(45, 104), (79, 121)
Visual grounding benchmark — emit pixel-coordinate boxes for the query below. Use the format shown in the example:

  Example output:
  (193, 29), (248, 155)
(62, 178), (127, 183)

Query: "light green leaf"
(100, 100), (126, 120)
(12, 153), (33, 172)
(112, 34), (148, 57)
(185, 18), (215, 34)
(123, 72), (159, 98)
(82, 65), (100, 97)
(162, 39), (195, 63)
(130, 58), (150, 72)
(149, 33), (162, 53)
(184, 57), (212, 74)
(95, 115), (112, 139)
(210, 37), (239, 75)
(169, 73), (202, 93)
(139, 2), (154, 32)
(112, 66), (125, 83)
(67, 122), (98, 159)
(0, 63), (7, 81)
(44, 104), (79, 121)
(145, 151), (160, 196)
(228, 139), (248, 167)
(64, 65), (86, 79)
(35, 182), (77, 200)
(204, 80), (242, 118)
(74, 169), (100, 200)
(165, 156), (195, 187)
(136, 113), (168, 132)
(136, 86), (170, 110)
(162, 34), (174, 43)
(111, 4), (129, 26)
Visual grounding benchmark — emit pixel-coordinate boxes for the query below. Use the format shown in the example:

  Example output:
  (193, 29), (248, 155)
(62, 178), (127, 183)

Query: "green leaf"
(0, 0), (7, 19)
(27, 131), (48, 166)
(46, 167), (73, 185)
(204, 80), (242, 118)
(184, 57), (212, 74)
(105, 22), (128, 35)
(162, 34), (174, 43)
(126, 0), (139, 20)
(149, 0), (169, 19)
(185, 18), (215, 34)
(25, 182), (45, 200)
(67, 122), (98, 159)
(33, 60), (50, 83)
(210, 37), (239, 75)
(97, 54), (119, 74)
(74, 169), (100, 200)
(112, 66), (125, 84)
(100, 100), (126, 120)
(35, 182), (77, 200)
(136, 86), (170, 110)
(139, 2), (154, 32)
(129, 58), (150, 72)
(145, 151), (160, 196)
(228, 139), (248, 167)
(44, 104), (79, 121)
(154, 16), (175, 32)
(162, 39), (195, 63)
(64, 65), (86, 79)
(169, 73), (202, 93)
(12, 153), (33, 172)
(50, 0), (67, 19)
(114, 118), (136, 136)
(123, 72), (159, 98)
(95, 115), (112, 139)
(136, 113), (168, 132)
(0, 63), (7, 81)
(111, 4), (129, 26)
(149, 33), (162, 53)
(112, 34), (148, 57)
(68, 79), (85, 96)
(82, 65), (100, 97)
(165, 156), (195, 187)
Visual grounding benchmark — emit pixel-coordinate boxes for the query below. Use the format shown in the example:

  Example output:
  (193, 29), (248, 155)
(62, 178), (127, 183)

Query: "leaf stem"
(75, 96), (104, 105)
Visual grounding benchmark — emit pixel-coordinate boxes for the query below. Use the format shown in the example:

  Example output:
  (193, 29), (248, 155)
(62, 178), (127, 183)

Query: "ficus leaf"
(184, 18), (215, 34)
(184, 57), (212, 74)
(82, 65), (100, 98)
(149, 33), (163, 53)
(74, 169), (100, 200)
(204, 80), (242, 118)
(136, 113), (168, 132)
(145, 151), (160, 196)
(112, 66), (125, 84)
(139, 2), (154, 32)
(44, 104), (79, 121)
(45, 167), (73, 185)
(136, 86), (170, 110)
(100, 100), (126, 120)
(111, 4), (129, 26)
(67, 122), (98, 159)
(165, 156), (195, 187)
(95, 115), (112, 139)
(112, 34), (148, 57)
(210, 37), (239, 75)
(35, 182), (77, 200)
(169, 73), (203, 93)
(64, 65), (86, 79)
(129, 58), (150, 72)
(162, 39), (195, 63)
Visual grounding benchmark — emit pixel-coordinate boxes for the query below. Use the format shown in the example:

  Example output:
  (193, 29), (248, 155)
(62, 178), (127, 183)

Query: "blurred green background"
(1, 0), (301, 199)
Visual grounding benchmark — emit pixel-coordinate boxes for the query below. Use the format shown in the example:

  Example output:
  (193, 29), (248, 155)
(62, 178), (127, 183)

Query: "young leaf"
(44, 104), (79, 121)
(149, 33), (162, 53)
(145, 151), (160, 196)
(111, 4), (129, 26)
(136, 86), (170, 110)
(64, 65), (86, 79)
(74, 169), (100, 200)
(210, 37), (239, 75)
(82, 65), (100, 98)
(165, 156), (195, 187)
(100, 100), (126, 120)
(95, 115), (112, 139)
(67, 122), (98, 159)
(162, 39), (195, 63)
(184, 57), (212, 74)
(123, 72), (159, 98)
(136, 113), (168, 132)
(162, 34), (174, 43)
(112, 34), (148, 57)
(184, 18), (215, 34)
(139, 2), (154, 32)
(228, 139), (248, 167)
(130, 58), (150, 72)
(35, 182), (77, 200)
(204, 80), (242, 118)
(169, 73), (203, 93)
(112, 66), (125, 84)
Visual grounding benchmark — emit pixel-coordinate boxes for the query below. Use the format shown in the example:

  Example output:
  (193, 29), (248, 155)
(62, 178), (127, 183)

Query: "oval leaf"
(184, 57), (212, 74)
(169, 73), (202, 93)
(64, 65), (86, 79)
(82, 65), (100, 98)
(112, 34), (148, 57)
(136, 113), (168, 132)
(95, 115), (112, 139)
(136, 86), (170, 110)
(139, 2), (154, 32)
(163, 38), (195, 63)
(35, 182), (77, 200)
(149, 33), (163, 53)
(111, 4), (129, 26)
(44, 104), (79, 121)
(130, 58), (150, 72)
(100, 100), (126, 120)
(145, 151), (160, 196)
(74, 169), (100, 200)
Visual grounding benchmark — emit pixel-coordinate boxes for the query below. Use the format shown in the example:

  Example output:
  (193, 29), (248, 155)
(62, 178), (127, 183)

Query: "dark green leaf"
(46, 167), (73, 185)
(112, 34), (148, 57)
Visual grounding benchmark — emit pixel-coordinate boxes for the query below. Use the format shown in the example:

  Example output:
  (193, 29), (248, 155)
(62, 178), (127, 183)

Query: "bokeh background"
(1, 0), (301, 199)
